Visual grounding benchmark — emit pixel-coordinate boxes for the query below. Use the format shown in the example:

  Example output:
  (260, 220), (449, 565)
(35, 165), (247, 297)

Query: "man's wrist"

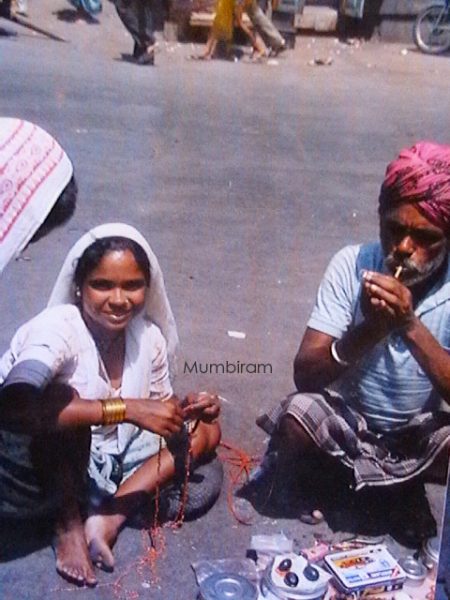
(399, 313), (421, 338)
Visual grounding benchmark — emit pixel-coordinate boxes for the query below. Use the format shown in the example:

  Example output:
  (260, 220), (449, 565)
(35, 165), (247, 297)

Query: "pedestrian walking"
(111, 0), (161, 65)
(242, 0), (286, 57)
(67, 0), (102, 23)
(192, 0), (266, 60)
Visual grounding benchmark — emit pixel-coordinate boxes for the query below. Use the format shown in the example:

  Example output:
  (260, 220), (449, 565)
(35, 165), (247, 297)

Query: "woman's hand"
(181, 392), (220, 423)
(126, 396), (184, 436)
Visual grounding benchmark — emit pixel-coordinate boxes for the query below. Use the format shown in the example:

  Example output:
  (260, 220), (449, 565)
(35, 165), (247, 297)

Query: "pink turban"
(379, 141), (450, 233)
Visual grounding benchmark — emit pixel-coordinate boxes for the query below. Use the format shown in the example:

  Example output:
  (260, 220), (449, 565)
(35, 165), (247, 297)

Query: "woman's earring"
(75, 288), (81, 299)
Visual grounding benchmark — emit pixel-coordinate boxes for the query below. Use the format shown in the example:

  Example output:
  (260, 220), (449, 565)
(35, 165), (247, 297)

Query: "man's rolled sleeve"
(307, 245), (360, 339)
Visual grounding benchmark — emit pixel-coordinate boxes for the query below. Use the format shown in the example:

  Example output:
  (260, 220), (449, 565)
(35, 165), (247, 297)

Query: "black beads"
(303, 565), (319, 581)
(284, 571), (299, 587)
(278, 558), (292, 572)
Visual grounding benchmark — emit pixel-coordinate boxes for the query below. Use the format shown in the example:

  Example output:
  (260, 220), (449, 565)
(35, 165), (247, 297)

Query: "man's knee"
(277, 414), (314, 452)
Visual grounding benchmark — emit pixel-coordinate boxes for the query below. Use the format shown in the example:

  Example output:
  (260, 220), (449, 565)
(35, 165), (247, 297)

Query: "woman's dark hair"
(30, 175), (78, 243)
(74, 236), (151, 288)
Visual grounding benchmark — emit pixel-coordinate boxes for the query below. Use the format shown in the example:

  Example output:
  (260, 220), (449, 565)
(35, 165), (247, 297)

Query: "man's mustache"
(384, 255), (421, 277)
(384, 248), (447, 286)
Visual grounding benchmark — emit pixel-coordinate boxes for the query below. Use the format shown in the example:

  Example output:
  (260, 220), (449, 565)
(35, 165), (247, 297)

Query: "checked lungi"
(257, 390), (450, 491)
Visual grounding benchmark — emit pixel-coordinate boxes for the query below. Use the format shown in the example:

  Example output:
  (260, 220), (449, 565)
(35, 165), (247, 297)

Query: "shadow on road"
(53, 8), (100, 25)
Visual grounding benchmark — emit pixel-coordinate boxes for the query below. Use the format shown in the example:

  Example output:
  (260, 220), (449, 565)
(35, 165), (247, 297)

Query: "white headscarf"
(47, 223), (179, 367)
(0, 118), (73, 274)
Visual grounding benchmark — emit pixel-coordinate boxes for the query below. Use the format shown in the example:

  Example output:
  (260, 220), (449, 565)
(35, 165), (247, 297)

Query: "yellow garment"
(212, 0), (235, 42)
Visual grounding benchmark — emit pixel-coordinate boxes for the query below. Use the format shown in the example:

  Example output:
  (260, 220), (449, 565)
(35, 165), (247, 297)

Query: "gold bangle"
(101, 397), (126, 425)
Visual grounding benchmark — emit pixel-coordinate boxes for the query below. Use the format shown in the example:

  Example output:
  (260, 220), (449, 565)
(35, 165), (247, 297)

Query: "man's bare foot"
(85, 513), (122, 571)
(53, 521), (97, 587)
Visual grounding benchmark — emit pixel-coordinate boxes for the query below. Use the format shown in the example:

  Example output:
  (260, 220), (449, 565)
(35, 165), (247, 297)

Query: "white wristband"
(330, 340), (350, 367)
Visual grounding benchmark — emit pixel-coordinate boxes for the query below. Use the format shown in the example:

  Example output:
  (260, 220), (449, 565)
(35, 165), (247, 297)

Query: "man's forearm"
(294, 320), (388, 392)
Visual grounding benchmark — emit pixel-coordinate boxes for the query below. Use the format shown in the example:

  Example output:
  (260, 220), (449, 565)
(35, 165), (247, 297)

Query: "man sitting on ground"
(257, 141), (450, 546)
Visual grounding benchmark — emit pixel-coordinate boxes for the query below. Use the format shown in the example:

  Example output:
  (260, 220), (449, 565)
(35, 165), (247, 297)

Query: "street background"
(1, 1), (450, 598)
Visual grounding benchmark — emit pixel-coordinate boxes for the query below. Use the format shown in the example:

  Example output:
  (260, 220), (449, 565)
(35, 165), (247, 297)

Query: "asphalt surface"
(1, 2), (450, 599)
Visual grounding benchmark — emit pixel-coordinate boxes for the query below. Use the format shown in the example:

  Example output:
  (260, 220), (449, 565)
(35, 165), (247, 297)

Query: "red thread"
(217, 440), (259, 525)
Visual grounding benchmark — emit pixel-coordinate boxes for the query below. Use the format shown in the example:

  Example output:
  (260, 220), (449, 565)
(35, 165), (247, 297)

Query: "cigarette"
(394, 266), (403, 279)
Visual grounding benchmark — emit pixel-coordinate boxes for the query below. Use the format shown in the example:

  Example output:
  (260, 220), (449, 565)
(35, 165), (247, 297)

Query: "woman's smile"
(104, 311), (132, 325)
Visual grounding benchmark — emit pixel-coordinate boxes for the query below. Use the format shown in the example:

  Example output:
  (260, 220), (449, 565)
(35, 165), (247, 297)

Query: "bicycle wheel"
(413, 4), (450, 54)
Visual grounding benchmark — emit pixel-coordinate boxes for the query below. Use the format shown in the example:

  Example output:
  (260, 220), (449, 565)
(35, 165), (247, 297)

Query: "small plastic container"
(260, 554), (330, 600)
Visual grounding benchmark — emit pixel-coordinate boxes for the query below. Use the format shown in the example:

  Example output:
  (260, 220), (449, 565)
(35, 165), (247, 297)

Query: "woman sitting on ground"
(0, 223), (221, 587)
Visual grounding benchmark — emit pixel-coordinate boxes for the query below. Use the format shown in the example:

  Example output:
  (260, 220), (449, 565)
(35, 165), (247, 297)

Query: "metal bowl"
(198, 573), (258, 600)
(398, 556), (427, 587)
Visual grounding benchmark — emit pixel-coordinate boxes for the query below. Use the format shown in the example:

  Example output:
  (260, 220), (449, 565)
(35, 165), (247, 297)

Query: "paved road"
(1, 2), (450, 598)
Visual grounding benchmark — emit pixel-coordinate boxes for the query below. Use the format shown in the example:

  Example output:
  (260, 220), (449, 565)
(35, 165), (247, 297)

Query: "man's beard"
(384, 246), (448, 287)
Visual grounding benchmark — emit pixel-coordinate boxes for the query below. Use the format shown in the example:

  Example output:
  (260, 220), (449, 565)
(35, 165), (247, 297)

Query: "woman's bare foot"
(53, 520), (97, 587)
(85, 513), (122, 571)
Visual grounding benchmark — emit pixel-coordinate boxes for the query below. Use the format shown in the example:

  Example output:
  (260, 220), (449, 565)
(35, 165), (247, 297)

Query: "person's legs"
(30, 427), (96, 586)
(275, 413), (317, 481)
(247, 1), (285, 51)
(268, 414), (329, 521)
(198, 30), (218, 59)
(266, 415), (353, 531)
(135, 0), (156, 62)
(113, 0), (156, 61)
(237, 14), (267, 58)
(85, 422), (220, 570)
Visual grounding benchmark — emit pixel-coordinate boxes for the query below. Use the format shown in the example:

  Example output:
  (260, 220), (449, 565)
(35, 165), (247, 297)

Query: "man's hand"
(126, 396), (184, 437)
(362, 270), (416, 330)
(181, 392), (220, 423)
